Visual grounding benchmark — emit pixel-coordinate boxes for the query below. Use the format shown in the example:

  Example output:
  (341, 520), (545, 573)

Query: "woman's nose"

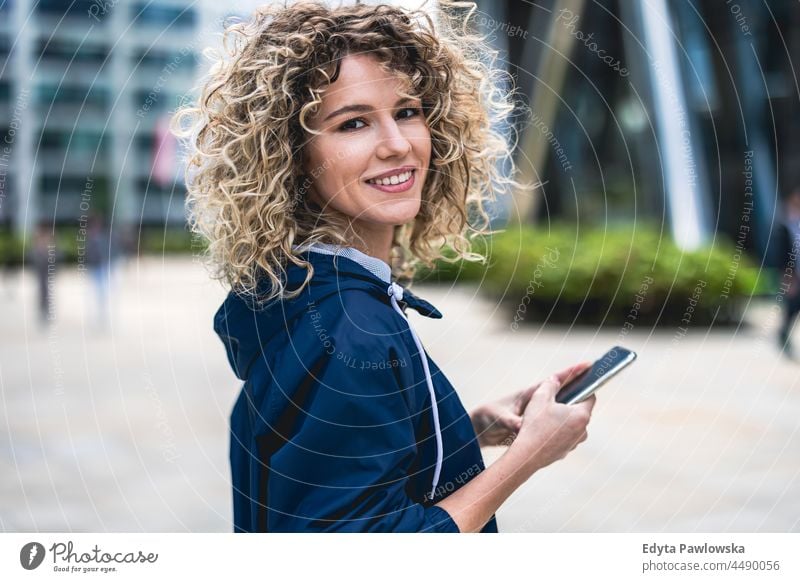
(375, 120), (412, 159)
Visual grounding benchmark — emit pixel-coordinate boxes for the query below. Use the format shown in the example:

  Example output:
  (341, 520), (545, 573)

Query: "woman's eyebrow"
(322, 97), (417, 122)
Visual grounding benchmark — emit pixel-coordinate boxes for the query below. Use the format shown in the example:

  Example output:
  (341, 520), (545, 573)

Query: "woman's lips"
(365, 170), (416, 193)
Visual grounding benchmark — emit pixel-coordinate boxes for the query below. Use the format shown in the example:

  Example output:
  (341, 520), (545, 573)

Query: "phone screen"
(555, 346), (637, 404)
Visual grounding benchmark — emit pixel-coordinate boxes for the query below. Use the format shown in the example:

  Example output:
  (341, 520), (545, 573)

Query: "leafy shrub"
(419, 224), (766, 326)
(0, 229), (25, 266)
(137, 227), (205, 255)
(0, 226), (204, 265)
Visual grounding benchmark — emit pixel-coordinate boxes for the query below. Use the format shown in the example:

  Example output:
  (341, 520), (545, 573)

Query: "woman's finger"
(555, 361), (592, 384)
(576, 393), (597, 415)
(514, 386), (537, 414)
(505, 414), (523, 432)
(534, 375), (561, 402)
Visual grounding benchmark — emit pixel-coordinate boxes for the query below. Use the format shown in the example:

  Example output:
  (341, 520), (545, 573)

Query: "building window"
(37, 0), (106, 20)
(40, 174), (103, 193)
(39, 130), (109, 153)
(133, 89), (180, 113)
(36, 84), (110, 108)
(136, 177), (177, 196)
(135, 133), (156, 153)
(133, 48), (197, 70)
(38, 39), (110, 66)
(132, 3), (197, 28)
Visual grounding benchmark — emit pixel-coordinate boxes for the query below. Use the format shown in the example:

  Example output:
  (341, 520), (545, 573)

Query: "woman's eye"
(339, 118), (366, 131)
(398, 107), (422, 119)
(338, 107), (422, 131)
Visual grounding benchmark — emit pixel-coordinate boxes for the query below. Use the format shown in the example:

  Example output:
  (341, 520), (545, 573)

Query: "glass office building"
(0, 0), (261, 234)
(478, 0), (799, 263)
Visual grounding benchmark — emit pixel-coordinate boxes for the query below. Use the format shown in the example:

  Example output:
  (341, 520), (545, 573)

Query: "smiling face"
(302, 54), (432, 255)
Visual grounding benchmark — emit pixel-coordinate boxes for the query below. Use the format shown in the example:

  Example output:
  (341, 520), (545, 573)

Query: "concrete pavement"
(1, 257), (798, 532)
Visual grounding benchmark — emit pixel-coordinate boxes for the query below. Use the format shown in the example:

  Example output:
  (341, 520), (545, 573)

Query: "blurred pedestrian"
(29, 222), (56, 326)
(777, 188), (800, 358)
(86, 214), (113, 328)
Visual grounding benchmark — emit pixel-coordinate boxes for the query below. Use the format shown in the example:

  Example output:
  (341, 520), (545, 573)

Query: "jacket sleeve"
(262, 306), (459, 533)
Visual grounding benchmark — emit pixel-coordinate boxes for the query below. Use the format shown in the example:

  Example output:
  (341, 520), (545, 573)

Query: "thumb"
(501, 412), (523, 432)
(535, 374), (561, 402)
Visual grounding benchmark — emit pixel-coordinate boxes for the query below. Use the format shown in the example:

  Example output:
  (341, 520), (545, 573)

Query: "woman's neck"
(347, 222), (394, 264)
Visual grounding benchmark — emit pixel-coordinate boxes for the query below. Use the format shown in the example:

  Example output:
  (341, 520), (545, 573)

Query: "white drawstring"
(387, 281), (443, 501)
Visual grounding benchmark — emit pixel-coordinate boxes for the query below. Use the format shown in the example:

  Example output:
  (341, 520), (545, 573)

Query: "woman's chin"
(370, 199), (423, 226)
(373, 212), (421, 227)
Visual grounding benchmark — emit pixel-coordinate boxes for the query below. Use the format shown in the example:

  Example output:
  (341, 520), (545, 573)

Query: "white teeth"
(367, 170), (413, 186)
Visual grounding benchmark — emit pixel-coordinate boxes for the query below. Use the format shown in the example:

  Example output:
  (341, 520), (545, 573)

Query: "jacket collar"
(215, 244), (442, 381)
(297, 241), (392, 283)
(296, 243), (443, 319)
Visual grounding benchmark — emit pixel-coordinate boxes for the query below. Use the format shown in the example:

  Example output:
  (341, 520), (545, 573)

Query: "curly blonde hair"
(173, 0), (525, 301)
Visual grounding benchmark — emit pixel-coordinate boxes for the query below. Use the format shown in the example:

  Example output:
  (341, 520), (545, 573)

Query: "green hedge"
(0, 230), (25, 265)
(418, 225), (766, 326)
(0, 227), (203, 265)
(136, 228), (205, 255)
(1, 223), (767, 327)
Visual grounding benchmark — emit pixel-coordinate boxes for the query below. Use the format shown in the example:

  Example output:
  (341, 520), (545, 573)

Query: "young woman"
(175, 0), (595, 533)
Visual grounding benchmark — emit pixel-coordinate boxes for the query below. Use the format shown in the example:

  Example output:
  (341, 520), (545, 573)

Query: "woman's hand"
(470, 362), (591, 447)
(511, 370), (596, 475)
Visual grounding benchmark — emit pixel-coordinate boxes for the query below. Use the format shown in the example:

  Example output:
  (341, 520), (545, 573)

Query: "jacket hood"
(213, 249), (441, 381)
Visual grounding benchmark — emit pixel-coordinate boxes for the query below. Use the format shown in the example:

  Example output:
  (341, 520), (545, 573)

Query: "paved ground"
(1, 257), (798, 532)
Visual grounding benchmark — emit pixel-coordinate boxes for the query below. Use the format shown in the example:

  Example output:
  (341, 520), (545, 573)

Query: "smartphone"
(555, 346), (637, 404)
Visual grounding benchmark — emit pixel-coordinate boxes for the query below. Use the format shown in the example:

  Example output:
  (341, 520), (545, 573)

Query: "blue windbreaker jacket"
(214, 244), (498, 533)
